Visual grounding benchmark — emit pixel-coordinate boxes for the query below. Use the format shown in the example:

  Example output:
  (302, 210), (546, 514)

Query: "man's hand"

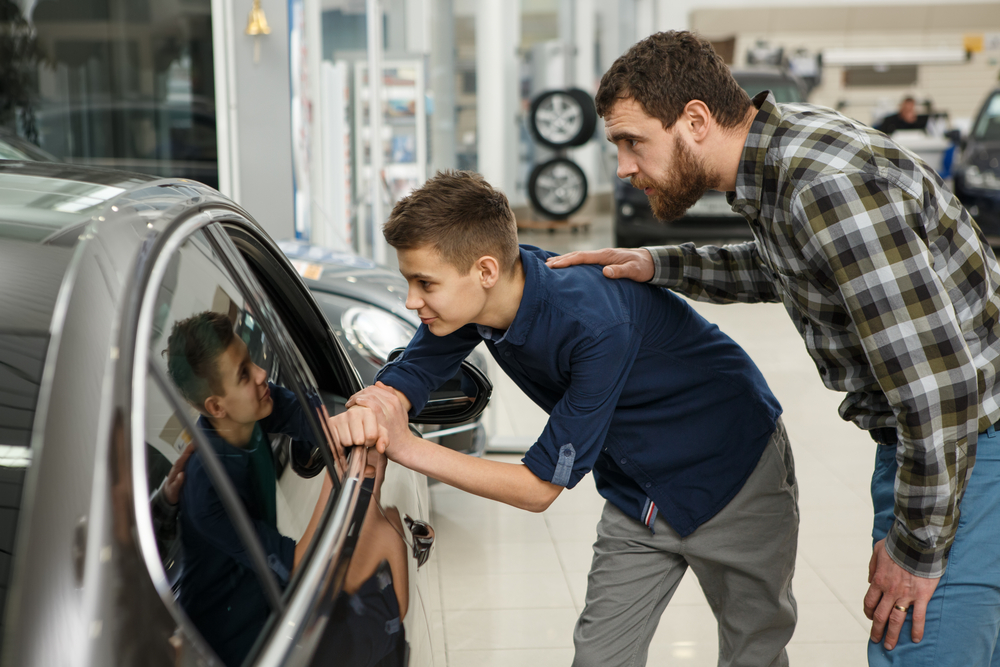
(327, 403), (389, 452)
(864, 538), (941, 650)
(545, 247), (655, 282)
(164, 441), (196, 505)
(349, 382), (415, 458)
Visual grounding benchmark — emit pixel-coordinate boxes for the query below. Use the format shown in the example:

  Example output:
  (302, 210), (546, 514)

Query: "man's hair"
(166, 311), (235, 409)
(595, 31), (752, 131)
(383, 170), (520, 274)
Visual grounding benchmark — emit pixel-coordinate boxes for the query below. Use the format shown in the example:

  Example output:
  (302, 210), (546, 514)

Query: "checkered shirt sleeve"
(645, 94), (1000, 578)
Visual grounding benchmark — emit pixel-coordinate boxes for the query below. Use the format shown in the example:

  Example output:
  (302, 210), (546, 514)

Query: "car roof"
(0, 161), (188, 244)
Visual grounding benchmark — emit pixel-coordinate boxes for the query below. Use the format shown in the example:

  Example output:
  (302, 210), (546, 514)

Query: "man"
(331, 171), (798, 667)
(548, 30), (1000, 666)
(877, 96), (927, 135)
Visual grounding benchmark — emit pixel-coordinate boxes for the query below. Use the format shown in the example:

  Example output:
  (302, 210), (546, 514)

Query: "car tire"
(528, 88), (597, 149)
(528, 157), (588, 220)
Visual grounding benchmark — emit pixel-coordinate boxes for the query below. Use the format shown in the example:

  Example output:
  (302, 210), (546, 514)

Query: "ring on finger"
(892, 603), (910, 613)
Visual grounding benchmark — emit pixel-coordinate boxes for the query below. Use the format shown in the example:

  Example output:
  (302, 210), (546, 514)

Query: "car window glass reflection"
(142, 229), (332, 666)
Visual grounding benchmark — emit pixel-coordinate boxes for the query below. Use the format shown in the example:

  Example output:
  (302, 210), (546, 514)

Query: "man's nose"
(617, 153), (637, 180)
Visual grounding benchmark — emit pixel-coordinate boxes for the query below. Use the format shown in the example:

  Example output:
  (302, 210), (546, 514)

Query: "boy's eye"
(420, 280), (431, 290)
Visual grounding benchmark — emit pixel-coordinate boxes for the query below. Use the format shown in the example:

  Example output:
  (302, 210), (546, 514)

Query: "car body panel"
(954, 89), (1000, 243)
(0, 161), (450, 666)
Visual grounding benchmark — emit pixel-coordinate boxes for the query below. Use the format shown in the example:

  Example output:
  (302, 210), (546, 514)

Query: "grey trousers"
(572, 420), (799, 667)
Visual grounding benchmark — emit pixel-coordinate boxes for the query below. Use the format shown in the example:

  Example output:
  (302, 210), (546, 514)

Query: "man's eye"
(630, 139), (638, 148)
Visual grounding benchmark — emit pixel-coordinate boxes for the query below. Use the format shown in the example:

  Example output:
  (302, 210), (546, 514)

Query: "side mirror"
(386, 348), (493, 425)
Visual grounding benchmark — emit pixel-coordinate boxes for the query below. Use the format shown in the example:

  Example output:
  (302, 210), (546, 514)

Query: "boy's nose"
(405, 289), (423, 311)
(253, 362), (268, 384)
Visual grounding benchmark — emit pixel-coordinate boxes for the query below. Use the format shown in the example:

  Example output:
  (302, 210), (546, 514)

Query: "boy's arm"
(374, 323), (482, 417)
(350, 384), (563, 511)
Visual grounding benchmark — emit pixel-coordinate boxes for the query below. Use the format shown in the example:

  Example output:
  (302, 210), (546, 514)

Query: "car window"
(735, 76), (803, 104)
(973, 93), (1000, 141)
(138, 226), (338, 667)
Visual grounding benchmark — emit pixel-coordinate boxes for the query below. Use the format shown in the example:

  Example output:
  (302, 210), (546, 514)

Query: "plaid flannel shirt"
(646, 92), (1000, 578)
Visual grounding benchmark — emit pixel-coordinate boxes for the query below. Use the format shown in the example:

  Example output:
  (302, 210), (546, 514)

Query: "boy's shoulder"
(520, 244), (661, 333)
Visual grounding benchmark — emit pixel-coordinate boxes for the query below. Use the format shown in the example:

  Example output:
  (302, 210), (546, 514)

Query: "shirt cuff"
(642, 245), (684, 287)
(885, 520), (949, 579)
(374, 365), (431, 417)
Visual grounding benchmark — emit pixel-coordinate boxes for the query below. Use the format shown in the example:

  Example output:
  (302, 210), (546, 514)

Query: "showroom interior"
(2, 0), (1000, 665)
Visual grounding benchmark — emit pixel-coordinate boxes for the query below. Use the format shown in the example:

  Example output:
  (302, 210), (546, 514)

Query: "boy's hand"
(164, 441), (196, 505)
(350, 382), (414, 457)
(327, 404), (389, 452)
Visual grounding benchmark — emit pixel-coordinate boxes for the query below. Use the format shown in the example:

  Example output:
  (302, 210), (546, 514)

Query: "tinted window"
(140, 226), (336, 666)
(973, 93), (1000, 141)
(1, 0), (218, 187)
(736, 75), (803, 104)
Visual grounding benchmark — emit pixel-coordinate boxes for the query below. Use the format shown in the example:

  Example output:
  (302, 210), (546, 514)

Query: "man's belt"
(868, 427), (897, 446)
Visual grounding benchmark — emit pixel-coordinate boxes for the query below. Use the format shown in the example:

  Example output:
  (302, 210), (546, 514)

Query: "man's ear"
(477, 255), (501, 288)
(680, 100), (713, 143)
(203, 395), (226, 420)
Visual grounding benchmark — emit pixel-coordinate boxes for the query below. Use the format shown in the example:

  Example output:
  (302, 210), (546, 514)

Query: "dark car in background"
(614, 67), (808, 247)
(954, 88), (1000, 244)
(278, 240), (490, 456)
(0, 161), (490, 666)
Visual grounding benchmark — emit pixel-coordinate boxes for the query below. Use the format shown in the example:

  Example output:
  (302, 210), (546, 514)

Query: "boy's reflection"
(165, 311), (407, 666)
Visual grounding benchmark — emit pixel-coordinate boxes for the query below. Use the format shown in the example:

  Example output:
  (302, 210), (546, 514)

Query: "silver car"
(0, 161), (490, 666)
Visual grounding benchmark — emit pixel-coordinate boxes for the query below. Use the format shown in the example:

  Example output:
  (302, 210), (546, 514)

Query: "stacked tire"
(526, 88), (596, 219)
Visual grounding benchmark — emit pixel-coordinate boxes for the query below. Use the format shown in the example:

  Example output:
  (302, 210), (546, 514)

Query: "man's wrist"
(885, 521), (948, 579)
(643, 245), (682, 286)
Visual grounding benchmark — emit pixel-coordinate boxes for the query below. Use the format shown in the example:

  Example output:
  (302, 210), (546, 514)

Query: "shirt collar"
(727, 90), (780, 218)
(477, 245), (543, 347)
(196, 414), (258, 457)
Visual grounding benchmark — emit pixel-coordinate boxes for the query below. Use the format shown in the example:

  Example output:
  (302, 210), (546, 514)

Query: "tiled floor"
(424, 215), (876, 666)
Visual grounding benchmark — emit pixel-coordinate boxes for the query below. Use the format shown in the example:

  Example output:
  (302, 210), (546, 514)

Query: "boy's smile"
(205, 337), (274, 445)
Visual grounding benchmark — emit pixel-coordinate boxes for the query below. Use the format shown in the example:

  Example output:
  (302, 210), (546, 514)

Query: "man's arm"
(793, 172), (978, 648)
(545, 243), (781, 304)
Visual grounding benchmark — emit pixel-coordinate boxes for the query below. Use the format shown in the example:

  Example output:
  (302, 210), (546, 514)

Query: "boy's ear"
(476, 255), (501, 288)
(203, 395), (226, 420)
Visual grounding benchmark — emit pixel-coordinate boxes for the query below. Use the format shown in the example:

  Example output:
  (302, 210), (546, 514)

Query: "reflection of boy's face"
(204, 338), (274, 426)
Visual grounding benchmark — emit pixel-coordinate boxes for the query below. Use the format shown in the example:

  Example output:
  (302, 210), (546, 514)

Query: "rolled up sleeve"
(522, 322), (641, 488)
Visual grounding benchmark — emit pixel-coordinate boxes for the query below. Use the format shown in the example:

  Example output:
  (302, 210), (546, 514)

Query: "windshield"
(736, 76), (804, 104)
(973, 93), (1000, 141)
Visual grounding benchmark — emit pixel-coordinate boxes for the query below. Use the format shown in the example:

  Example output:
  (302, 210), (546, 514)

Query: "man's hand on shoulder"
(348, 382), (415, 459)
(545, 247), (655, 282)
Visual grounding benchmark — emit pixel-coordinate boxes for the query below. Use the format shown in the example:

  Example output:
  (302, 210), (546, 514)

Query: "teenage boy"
(166, 311), (408, 667)
(331, 171), (799, 667)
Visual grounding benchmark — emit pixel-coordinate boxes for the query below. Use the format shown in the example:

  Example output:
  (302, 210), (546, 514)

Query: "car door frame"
(118, 203), (370, 666)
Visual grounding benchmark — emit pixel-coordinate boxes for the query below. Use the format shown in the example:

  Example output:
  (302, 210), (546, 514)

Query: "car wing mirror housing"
(386, 348), (493, 425)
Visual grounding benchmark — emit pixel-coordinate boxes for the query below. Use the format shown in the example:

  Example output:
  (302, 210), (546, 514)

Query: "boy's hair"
(383, 170), (520, 274)
(595, 31), (752, 131)
(166, 311), (235, 409)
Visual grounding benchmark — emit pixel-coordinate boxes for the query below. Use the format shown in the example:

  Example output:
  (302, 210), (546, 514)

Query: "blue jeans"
(869, 426), (1000, 667)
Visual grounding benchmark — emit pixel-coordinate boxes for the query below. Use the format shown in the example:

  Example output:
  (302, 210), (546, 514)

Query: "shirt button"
(820, 367), (828, 376)
(645, 482), (651, 489)
(800, 317), (808, 325)
(503, 351), (511, 357)
(620, 458), (627, 465)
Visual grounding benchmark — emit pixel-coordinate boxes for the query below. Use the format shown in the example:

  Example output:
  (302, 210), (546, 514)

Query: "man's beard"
(634, 135), (719, 221)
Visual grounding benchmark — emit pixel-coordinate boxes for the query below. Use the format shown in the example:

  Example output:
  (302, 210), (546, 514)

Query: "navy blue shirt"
(377, 245), (782, 536)
(179, 383), (314, 667)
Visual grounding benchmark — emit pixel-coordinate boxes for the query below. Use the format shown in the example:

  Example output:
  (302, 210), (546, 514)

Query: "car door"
(125, 208), (427, 666)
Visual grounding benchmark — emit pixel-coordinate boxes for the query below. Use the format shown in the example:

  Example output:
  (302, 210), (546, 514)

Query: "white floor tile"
(443, 607), (579, 651)
(441, 571), (575, 610)
(447, 648), (576, 667)
(786, 641), (869, 667)
(434, 538), (565, 575)
(791, 602), (869, 643)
